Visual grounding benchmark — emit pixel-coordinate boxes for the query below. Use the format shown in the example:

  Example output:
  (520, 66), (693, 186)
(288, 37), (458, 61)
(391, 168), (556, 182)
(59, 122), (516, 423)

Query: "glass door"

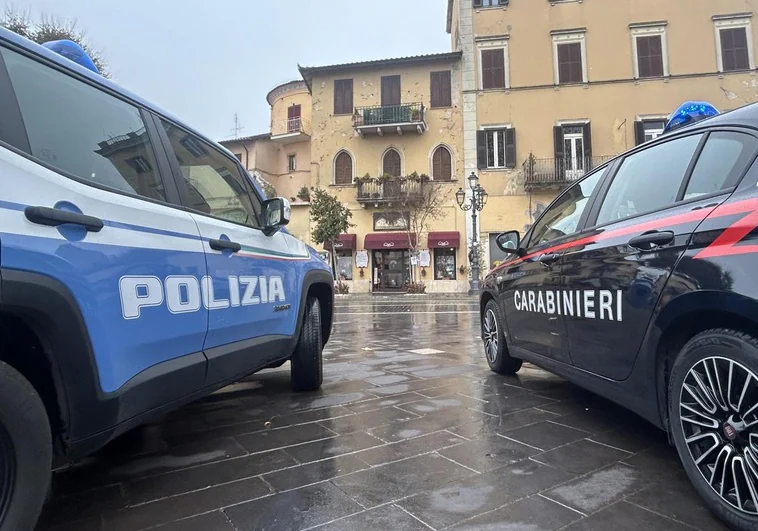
(563, 125), (586, 181)
(372, 250), (410, 291)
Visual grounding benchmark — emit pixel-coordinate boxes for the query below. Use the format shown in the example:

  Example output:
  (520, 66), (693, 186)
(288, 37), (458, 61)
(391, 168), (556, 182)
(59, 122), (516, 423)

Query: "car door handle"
(24, 206), (104, 232)
(628, 230), (674, 250)
(537, 252), (561, 266)
(209, 238), (241, 252)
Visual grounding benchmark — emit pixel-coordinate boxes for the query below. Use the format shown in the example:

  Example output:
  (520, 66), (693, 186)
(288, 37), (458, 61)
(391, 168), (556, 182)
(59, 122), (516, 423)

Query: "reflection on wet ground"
(38, 295), (725, 530)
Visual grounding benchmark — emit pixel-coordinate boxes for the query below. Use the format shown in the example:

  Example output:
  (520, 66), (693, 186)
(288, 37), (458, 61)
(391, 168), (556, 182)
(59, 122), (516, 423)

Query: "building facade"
(448, 0), (758, 269)
(222, 0), (758, 293)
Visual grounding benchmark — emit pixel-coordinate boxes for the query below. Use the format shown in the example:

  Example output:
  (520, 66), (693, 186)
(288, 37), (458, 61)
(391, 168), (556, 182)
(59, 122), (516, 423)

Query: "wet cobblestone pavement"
(38, 296), (727, 531)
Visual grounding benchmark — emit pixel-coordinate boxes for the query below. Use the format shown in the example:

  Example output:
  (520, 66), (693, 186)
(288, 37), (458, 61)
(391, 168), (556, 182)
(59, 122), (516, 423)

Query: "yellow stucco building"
(223, 0), (758, 293)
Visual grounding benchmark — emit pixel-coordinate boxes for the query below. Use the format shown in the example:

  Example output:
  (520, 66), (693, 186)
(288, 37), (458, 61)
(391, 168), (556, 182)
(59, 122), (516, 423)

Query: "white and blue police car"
(0, 30), (334, 529)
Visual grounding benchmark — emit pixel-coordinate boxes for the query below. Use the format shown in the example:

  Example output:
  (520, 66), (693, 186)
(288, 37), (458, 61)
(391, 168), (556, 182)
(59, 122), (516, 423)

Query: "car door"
(156, 117), (306, 384)
(561, 130), (754, 380)
(0, 45), (208, 398)
(499, 167), (605, 363)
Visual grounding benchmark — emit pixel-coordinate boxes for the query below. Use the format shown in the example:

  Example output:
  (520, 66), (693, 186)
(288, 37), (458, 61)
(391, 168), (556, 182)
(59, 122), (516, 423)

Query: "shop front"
(324, 234), (357, 281)
(364, 233), (416, 292)
(426, 231), (467, 293)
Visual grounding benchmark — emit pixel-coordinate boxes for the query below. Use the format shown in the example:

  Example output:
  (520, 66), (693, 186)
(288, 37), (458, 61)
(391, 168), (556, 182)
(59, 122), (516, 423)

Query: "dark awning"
(324, 234), (357, 250)
(364, 233), (416, 250)
(428, 231), (460, 248)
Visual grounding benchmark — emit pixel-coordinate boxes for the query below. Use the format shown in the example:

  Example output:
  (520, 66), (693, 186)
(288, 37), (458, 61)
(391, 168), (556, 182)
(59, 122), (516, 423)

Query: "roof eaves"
(299, 51), (462, 79)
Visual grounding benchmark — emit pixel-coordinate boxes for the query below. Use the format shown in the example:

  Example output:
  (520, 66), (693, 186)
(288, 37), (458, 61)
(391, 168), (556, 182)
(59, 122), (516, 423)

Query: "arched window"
(432, 146), (452, 180)
(334, 151), (353, 185)
(382, 149), (402, 177)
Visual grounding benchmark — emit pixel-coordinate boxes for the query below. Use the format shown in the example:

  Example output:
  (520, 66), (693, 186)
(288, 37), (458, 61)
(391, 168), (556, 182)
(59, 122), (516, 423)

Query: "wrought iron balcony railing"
(356, 178), (425, 204)
(522, 155), (616, 188)
(352, 103), (427, 136)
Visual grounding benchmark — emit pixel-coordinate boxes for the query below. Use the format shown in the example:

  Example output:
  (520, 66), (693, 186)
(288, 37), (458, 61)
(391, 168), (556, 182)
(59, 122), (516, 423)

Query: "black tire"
(0, 360), (52, 531)
(291, 297), (323, 392)
(482, 300), (522, 375)
(669, 329), (758, 531)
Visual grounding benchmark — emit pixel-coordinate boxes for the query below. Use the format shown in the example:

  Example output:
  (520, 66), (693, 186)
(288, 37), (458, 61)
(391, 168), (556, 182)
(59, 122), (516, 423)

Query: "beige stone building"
(222, 0), (758, 292)
(448, 0), (758, 269)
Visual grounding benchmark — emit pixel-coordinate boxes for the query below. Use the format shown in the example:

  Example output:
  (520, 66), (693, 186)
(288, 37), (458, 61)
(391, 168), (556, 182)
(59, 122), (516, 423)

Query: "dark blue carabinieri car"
(480, 101), (758, 531)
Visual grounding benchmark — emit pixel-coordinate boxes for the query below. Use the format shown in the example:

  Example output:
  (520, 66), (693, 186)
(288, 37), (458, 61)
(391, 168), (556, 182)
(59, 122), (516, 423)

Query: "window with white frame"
(552, 31), (588, 84)
(478, 39), (509, 90)
(714, 15), (755, 72)
(477, 127), (516, 169)
(631, 24), (669, 78)
(287, 153), (296, 172)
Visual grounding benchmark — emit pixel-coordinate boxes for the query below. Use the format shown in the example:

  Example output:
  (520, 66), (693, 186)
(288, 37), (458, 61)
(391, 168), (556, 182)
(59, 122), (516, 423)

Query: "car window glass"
(684, 132), (758, 200)
(1, 47), (167, 202)
(597, 135), (703, 225)
(160, 119), (261, 227)
(528, 169), (604, 247)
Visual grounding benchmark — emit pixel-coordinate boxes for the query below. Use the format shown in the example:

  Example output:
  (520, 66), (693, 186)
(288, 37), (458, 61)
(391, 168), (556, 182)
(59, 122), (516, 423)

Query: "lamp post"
(456, 172), (488, 293)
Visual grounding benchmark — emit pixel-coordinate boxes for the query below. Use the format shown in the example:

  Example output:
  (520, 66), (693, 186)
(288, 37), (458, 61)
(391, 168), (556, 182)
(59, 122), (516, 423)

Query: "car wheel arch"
(652, 291), (758, 434)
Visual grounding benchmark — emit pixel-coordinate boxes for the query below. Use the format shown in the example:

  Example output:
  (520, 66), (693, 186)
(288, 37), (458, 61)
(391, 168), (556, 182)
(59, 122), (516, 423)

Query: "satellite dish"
(41, 40), (100, 75)
(663, 101), (719, 134)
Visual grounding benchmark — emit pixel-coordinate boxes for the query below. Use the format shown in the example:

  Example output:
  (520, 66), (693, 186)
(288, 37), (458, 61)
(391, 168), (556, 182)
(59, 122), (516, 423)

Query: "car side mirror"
(262, 197), (291, 236)
(496, 230), (522, 255)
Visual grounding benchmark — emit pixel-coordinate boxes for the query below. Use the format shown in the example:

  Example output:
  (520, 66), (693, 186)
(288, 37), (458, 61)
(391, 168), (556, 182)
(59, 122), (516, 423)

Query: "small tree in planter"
(296, 186), (311, 202)
(310, 188), (354, 291)
(403, 172), (446, 285)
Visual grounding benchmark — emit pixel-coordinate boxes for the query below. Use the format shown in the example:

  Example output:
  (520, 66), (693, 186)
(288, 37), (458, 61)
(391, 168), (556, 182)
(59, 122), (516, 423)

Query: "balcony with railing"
(522, 155), (616, 189)
(270, 117), (311, 144)
(356, 178), (425, 206)
(353, 103), (427, 137)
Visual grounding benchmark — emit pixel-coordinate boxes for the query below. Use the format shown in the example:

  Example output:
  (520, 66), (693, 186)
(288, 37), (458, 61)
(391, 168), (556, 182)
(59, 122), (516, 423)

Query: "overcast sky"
(14, 0), (451, 140)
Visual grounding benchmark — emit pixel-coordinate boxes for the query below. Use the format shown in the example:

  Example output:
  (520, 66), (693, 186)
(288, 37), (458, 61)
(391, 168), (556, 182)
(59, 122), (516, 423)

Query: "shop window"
(336, 250), (353, 280)
(434, 248), (457, 280)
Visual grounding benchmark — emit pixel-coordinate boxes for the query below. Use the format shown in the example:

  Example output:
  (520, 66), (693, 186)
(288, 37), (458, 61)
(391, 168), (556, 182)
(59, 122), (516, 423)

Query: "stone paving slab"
(37, 296), (721, 530)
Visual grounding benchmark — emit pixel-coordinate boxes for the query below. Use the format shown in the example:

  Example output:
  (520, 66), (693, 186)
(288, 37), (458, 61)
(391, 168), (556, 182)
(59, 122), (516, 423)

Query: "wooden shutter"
(481, 49), (505, 89)
(634, 121), (645, 146)
(721, 28), (750, 71)
(504, 128), (516, 169)
(334, 79), (353, 114)
(383, 149), (401, 176)
(381, 76), (401, 106)
(637, 36), (663, 78)
(431, 71), (452, 108)
(554, 126), (564, 176)
(558, 43), (582, 84)
(433, 147), (452, 180)
(583, 122), (593, 169)
(477, 130), (487, 169)
(334, 152), (352, 185)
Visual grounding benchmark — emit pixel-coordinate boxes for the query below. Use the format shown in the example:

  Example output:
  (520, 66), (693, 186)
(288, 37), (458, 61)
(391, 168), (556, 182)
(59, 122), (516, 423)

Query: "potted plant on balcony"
(411, 107), (421, 121)
(296, 186), (311, 203)
(355, 173), (373, 184)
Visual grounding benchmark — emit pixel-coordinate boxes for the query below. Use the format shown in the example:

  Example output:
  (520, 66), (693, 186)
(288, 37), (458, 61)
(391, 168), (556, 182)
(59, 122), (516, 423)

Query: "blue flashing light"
(41, 40), (100, 75)
(663, 101), (719, 134)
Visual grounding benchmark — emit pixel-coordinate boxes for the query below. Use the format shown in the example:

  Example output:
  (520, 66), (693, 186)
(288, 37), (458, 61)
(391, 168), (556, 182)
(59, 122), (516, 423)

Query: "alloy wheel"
(0, 423), (14, 524)
(679, 356), (758, 515)
(483, 308), (499, 364)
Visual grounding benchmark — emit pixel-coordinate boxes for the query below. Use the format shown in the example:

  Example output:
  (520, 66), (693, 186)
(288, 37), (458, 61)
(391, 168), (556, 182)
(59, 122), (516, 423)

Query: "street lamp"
(457, 171), (488, 293)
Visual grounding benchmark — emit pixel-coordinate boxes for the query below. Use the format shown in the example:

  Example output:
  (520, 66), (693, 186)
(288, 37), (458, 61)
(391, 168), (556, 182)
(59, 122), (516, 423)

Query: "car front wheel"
(482, 300), (522, 375)
(290, 297), (323, 392)
(670, 329), (758, 531)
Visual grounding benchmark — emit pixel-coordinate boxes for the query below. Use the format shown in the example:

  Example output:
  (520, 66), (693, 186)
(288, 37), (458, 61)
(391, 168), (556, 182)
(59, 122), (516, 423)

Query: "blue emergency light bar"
(663, 101), (719, 134)
(41, 40), (100, 75)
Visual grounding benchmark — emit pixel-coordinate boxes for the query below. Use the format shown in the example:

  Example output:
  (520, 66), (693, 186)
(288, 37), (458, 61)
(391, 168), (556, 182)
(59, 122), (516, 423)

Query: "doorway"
(563, 125), (586, 181)
(372, 250), (410, 292)
(287, 105), (301, 133)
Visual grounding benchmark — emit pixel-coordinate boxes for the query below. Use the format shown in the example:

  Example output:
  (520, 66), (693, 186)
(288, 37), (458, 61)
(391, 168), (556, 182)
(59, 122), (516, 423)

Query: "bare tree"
(1, 7), (109, 77)
(402, 172), (447, 287)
